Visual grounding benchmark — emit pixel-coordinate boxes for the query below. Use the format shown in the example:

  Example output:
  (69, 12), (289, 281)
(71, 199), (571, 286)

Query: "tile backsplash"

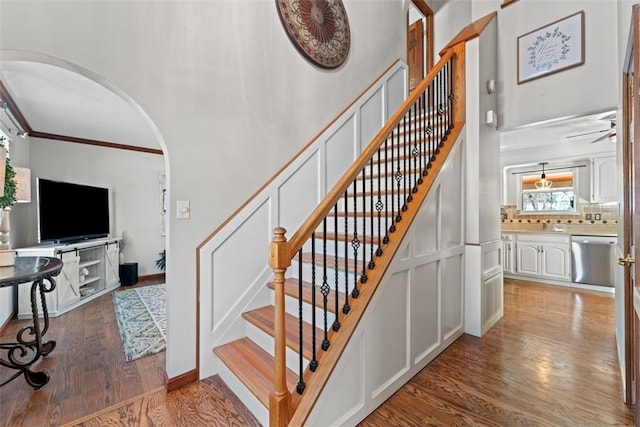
(500, 202), (618, 235)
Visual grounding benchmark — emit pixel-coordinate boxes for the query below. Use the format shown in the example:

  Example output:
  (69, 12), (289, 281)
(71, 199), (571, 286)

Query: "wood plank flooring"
(1, 277), (633, 426)
(360, 278), (633, 426)
(0, 278), (169, 426)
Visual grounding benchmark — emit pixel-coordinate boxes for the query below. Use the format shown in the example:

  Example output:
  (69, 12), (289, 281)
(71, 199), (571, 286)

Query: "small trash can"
(120, 262), (138, 286)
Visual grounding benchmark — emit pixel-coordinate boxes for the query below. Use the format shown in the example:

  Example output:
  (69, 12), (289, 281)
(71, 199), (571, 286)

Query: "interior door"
(407, 19), (424, 91)
(621, 4), (639, 420)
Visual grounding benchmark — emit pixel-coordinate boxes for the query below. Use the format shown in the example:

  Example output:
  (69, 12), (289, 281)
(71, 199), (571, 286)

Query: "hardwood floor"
(360, 278), (633, 426)
(1, 278), (633, 426)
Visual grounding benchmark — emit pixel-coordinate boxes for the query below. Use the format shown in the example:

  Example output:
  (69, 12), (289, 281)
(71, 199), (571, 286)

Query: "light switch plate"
(177, 200), (190, 219)
(594, 213), (602, 221)
(585, 213), (592, 220)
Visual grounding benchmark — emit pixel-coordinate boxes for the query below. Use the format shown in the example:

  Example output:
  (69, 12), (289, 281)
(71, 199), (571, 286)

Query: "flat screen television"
(37, 178), (110, 244)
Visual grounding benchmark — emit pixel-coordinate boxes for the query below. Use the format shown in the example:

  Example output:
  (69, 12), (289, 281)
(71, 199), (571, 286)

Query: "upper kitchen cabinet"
(591, 155), (617, 203)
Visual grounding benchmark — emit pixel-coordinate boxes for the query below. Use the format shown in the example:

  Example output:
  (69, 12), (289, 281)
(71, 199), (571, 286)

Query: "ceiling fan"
(565, 113), (616, 143)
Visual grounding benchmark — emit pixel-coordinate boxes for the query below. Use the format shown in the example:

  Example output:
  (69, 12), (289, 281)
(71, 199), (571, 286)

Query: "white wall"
(431, 0), (472, 55)
(498, 1), (618, 129)
(28, 138), (165, 276)
(0, 0), (406, 378)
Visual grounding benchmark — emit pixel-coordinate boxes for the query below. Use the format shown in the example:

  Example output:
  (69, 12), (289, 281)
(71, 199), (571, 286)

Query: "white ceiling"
(500, 109), (617, 152)
(0, 61), (616, 155)
(0, 61), (161, 151)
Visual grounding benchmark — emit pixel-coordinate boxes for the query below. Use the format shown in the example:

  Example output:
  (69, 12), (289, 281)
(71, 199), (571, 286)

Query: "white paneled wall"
(199, 63), (408, 379)
(306, 133), (466, 426)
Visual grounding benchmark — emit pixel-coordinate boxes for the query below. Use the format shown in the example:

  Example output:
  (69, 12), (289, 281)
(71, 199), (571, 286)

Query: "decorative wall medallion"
(276, 0), (351, 69)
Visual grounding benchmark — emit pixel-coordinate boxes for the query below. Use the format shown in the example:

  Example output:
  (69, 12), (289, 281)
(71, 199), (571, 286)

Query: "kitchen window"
(517, 169), (578, 213)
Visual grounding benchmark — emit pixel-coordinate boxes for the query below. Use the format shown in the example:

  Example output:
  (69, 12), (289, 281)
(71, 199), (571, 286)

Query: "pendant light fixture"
(535, 162), (552, 189)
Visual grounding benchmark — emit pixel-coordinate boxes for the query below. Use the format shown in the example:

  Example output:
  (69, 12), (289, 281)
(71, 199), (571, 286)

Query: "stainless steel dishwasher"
(571, 235), (617, 287)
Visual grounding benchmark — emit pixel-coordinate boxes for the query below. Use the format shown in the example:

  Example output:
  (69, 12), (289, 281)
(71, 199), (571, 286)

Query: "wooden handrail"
(286, 48), (457, 258)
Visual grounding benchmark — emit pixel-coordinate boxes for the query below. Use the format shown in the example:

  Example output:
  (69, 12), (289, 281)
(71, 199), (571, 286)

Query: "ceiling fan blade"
(591, 132), (613, 143)
(566, 129), (609, 139)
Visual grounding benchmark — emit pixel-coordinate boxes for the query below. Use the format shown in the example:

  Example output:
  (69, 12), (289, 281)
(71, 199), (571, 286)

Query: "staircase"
(212, 44), (466, 426)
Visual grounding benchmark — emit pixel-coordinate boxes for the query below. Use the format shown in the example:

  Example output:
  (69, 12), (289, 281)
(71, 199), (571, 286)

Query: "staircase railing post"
(269, 227), (292, 427)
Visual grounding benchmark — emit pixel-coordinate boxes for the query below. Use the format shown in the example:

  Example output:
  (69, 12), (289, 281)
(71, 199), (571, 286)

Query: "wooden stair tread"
(213, 337), (297, 408)
(243, 305), (323, 361)
(267, 277), (346, 314)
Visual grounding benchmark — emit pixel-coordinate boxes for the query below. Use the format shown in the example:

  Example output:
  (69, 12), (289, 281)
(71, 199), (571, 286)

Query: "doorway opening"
(408, 0), (434, 91)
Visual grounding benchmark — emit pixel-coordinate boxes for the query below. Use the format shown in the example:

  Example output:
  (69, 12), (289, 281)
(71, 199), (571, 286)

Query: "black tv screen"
(37, 178), (110, 244)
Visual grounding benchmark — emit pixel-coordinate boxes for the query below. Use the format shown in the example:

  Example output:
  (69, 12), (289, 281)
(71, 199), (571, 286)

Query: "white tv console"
(16, 237), (120, 319)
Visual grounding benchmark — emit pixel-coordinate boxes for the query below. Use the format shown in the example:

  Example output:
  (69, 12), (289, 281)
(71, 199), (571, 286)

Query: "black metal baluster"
(395, 123), (402, 222)
(296, 249), (306, 394)
(436, 71), (442, 154)
(321, 220), (330, 351)
(342, 191), (350, 314)
(376, 147), (384, 256)
(411, 98), (422, 193)
(333, 203), (341, 331)
(448, 58), (454, 133)
(402, 115), (409, 211)
(418, 89), (429, 184)
(351, 181), (360, 298)
(438, 70), (444, 150)
(310, 234), (318, 371)
(442, 62), (449, 143)
(390, 129), (397, 232)
(368, 158), (376, 269)
(427, 83), (434, 169)
(384, 138), (391, 244)
(360, 169), (368, 284)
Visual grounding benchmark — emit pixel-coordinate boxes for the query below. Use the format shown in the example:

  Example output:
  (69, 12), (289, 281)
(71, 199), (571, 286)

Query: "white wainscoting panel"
(411, 261), (440, 363)
(306, 133), (466, 426)
(369, 270), (410, 399)
(359, 88), (385, 152)
(211, 199), (270, 329)
(414, 185), (440, 256)
(278, 151), (321, 232)
(326, 116), (357, 191)
(303, 331), (366, 426)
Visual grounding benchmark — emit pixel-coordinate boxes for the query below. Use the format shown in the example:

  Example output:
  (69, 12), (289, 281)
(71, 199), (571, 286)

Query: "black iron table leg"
(0, 267), (59, 390)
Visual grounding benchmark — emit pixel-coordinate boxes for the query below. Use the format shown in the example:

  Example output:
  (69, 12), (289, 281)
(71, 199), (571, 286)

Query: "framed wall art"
(517, 10), (584, 84)
(276, 0), (351, 69)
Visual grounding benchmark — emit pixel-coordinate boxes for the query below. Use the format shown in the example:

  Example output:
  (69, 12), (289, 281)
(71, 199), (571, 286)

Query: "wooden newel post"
(269, 227), (292, 427)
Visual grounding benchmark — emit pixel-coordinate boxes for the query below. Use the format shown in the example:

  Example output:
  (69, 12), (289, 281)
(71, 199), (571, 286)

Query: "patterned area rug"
(112, 284), (166, 362)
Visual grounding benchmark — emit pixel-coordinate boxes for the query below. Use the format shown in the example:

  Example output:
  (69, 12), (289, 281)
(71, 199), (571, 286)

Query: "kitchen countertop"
(501, 229), (617, 237)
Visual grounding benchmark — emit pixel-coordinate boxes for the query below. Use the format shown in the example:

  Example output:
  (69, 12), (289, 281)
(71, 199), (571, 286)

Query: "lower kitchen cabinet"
(514, 233), (571, 281)
(501, 233), (515, 274)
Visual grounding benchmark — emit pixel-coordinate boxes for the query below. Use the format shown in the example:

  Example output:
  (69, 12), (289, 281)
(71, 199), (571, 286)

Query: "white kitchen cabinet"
(591, 155), (617, 203)
(540, 242), (571, 280)
(516, 241), (542, 275)
(16, 237), (120, 318)
(515, 233), (571, 281)
(501, 234), (515, 274)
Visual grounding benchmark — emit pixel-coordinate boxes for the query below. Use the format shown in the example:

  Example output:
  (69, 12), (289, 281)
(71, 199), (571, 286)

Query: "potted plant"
(0, 160), (17, 266)
(155, 249), (166, 271)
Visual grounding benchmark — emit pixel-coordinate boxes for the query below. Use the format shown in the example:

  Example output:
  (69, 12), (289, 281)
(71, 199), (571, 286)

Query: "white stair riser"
(316, 215), (390, 237)
(291, 260), (365, 289)
(282, 288), (339, 329)
(245, 321), (311, 374)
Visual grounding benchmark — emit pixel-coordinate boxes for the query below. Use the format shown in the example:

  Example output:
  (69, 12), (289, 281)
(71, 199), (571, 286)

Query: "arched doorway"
(0, 50), (170, 423)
